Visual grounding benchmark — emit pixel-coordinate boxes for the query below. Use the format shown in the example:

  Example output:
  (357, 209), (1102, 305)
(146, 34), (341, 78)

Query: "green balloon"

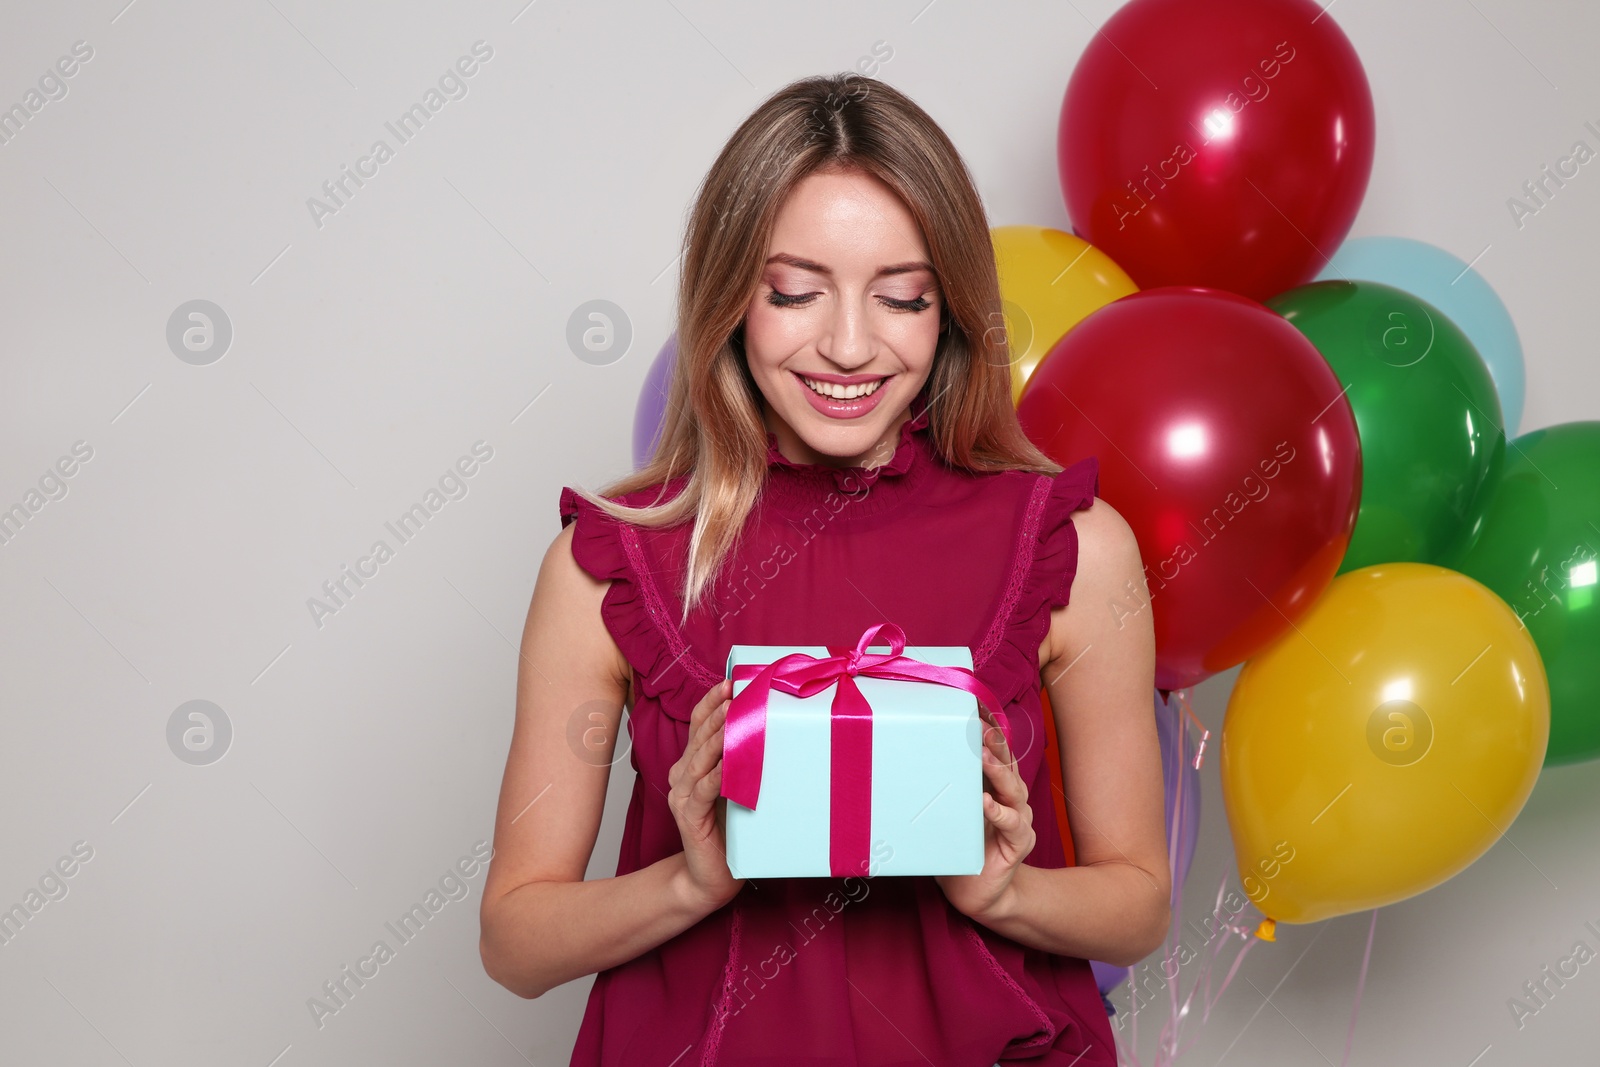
(1267, 281), (1505, 573)
(1445, 422), (1600, 765)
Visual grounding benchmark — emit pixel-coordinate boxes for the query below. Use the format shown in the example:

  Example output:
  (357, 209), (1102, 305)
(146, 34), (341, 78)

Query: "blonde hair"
(569, 73), (1064, 624)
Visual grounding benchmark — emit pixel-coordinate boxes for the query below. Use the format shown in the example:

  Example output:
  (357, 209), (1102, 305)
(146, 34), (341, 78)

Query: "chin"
(797, 423), (891, 465)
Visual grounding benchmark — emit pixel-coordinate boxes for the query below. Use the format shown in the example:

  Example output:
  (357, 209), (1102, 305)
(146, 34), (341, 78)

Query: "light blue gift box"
(722, 642), (987, 879)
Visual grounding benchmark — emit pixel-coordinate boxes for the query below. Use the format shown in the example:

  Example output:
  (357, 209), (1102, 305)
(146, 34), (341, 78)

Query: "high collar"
(759, 389), (935, 519)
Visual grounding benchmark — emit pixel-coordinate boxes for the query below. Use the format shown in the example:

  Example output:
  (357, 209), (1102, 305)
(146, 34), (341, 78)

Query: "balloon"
(631, 333), (677, 470)
(1314, 236), (1526, 436)
(1090, 959), (1128, 1000)
(1445, 422), (1600, 765)
(1084, 688), (1203, 996)
(1221, 563), (1549, 925)
(1017, 287), (1361, 690)
(991, 226), (1137, 405)
(1268, 280), (1506, 573)
(1058, 0), (1374, 301)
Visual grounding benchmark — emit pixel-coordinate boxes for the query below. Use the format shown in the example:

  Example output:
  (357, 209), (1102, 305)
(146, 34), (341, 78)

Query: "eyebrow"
(765, 252), (934, 278)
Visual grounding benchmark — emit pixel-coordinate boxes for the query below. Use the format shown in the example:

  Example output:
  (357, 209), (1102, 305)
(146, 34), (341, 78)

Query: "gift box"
(719, 622), (1012, 879)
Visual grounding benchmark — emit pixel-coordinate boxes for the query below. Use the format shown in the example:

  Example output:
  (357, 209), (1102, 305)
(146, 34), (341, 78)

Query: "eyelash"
(766, 289), (932, 313)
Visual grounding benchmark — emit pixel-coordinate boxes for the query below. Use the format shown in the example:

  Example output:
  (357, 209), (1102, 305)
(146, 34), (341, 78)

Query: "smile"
(797, 374), (888, 400)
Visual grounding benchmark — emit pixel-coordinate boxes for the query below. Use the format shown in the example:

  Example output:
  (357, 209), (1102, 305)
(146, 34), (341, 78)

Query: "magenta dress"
(558, 390), (1112, 1066)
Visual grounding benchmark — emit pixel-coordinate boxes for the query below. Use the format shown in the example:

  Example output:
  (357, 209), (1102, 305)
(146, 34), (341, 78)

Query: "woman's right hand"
(667, 677), (746, 912)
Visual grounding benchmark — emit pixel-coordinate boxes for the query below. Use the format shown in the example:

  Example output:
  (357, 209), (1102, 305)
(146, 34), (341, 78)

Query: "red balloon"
(1058, 0), (1375, 302)
(1018, 288), (1361, 690)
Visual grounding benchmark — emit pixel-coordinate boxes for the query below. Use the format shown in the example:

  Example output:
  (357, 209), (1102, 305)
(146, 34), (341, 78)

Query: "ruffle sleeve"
(558, 485), (716, 720)
(985, 456), (1101, 713)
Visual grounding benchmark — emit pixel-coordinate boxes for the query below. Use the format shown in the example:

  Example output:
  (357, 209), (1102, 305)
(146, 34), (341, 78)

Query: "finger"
(983, 791), (1021, 834)
(674, 698), (722, 795)
(689, 763), (726, 816)
(688, 703), (729, 778)
(984, 720), (1020, 779)
(981, 746), (1027, 808)
(686, 683), (731, 759)
(981, 717), (1015, 768)
(688, 683), (721, 745)
(690, 679), (731, 740)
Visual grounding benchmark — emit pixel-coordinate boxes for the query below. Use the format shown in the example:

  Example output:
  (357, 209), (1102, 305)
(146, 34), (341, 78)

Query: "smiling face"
(742, 166), (944, 469)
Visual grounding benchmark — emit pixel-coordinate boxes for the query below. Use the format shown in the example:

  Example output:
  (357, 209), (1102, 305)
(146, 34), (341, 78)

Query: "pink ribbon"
(721, 621), (1011, 878)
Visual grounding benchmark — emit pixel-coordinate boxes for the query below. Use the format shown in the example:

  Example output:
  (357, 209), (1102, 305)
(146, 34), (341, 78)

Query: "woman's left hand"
(934, 711), (1037, 925)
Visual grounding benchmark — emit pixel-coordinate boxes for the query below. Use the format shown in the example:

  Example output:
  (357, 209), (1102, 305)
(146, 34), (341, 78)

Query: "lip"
(796, 370), (890, 386)
(792, 370), (891, 420)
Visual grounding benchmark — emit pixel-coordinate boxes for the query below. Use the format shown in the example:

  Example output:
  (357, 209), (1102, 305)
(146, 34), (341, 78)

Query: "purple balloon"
(1091, 687), (1202, 997)
(1090, 959), (1130, 1001)
(632, 333), (677, 471)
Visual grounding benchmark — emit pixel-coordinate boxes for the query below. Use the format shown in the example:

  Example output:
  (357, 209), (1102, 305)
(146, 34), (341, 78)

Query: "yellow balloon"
(991, 225), (1137, 405)
(1220, 563), (1549, 925)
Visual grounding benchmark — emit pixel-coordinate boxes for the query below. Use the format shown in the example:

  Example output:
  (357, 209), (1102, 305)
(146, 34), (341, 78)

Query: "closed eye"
(766, 289), (931, 312)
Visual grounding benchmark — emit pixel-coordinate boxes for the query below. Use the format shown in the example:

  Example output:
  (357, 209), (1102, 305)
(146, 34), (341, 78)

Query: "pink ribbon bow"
(720, 621), (1010, 878)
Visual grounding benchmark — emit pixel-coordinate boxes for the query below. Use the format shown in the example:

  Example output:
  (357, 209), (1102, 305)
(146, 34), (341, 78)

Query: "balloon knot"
(1254, 917), (1277, 942)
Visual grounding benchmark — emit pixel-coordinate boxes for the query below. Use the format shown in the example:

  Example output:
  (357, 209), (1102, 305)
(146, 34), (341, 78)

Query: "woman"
(479, 73), (1169, 1066)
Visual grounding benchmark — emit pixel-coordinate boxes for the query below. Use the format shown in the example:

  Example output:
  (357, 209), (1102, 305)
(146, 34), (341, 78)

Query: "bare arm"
(477, 523), (741, 999)
(966, 496), (1170, 968)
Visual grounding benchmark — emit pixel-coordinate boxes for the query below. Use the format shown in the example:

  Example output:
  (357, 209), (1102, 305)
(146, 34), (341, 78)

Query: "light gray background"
(2, 1), (1597, 1064)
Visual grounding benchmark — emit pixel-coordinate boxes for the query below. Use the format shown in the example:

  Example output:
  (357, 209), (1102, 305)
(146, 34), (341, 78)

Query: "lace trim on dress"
(961, 923), (1058, 1050)
(973, 474), (1056, 671)
(616, 520), (723, 693)
(697, 904), (744, 1067)
(973, 458), (1100, 715)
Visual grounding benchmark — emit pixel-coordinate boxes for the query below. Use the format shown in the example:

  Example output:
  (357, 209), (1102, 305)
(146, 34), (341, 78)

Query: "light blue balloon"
(1316, 236), (1525, 435)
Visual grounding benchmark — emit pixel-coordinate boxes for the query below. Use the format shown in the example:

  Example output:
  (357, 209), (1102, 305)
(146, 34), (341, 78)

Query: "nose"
(815, 292), (875, 371)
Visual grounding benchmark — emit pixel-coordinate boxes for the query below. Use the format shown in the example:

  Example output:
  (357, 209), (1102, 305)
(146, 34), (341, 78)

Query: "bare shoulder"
(1072, 496), (1143, 575)
(1040, 495), (1150, 673)
(531, 522), (630, 698)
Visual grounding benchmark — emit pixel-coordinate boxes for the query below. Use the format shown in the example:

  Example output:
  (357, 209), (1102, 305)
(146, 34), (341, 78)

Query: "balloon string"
(1174, 896), (1261, 1062)
(1341, 909), (1378, 1066)
(1160, 874), (1262, 1063)
(1160, 692), (1187, 1063)
(1112, 692), (1265, 1067)
(1119, 692), (1191, 1067)
(1172, 687), (1211, 770)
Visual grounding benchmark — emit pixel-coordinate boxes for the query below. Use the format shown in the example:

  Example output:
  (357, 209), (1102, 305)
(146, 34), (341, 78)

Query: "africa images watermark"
(0, 440), (94, 550)
(1506, 117), (1600, 231)
(306, 440), (494, 630)
(0, 841), (95, 949)
(0, 39), (95, 149)
(1510, 540), (1596, 625)
(1506, 917), (1600, 1031)
(1109, 40), (1298, 231)
(715, 840), (894, 1025)
(1114, 885), (1252, 1031)
(1110, 439), (1299, 629)
(1113, 840), (1295, 1032)
(305, 40), (494, 229)
(305, 839), (493, 1030)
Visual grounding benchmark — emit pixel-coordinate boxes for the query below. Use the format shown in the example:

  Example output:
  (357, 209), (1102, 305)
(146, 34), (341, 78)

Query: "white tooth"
(805, 376), (880, 400)
(800, 375), (889, 399)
